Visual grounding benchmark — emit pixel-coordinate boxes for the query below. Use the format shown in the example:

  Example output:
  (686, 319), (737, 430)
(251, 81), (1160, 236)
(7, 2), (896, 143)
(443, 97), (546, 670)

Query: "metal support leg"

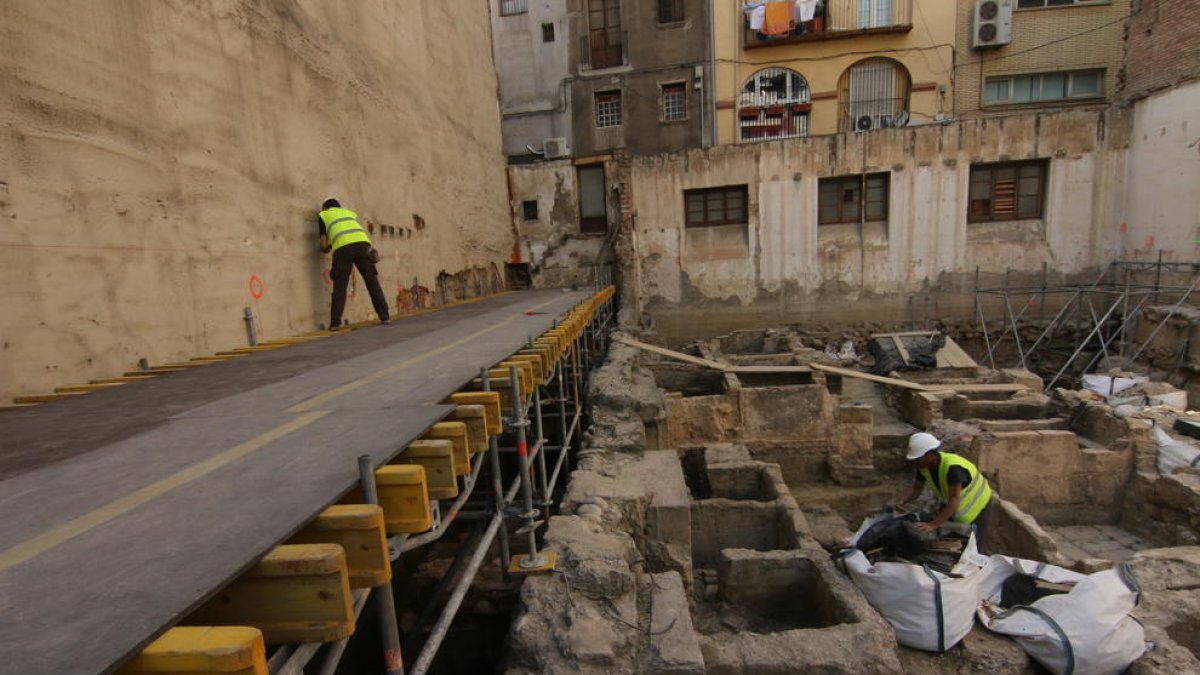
(532, 384), (550, 507)
(357, 455), (405, 675)
(481, 369), (512, 584)
(508, 365), (551, 573)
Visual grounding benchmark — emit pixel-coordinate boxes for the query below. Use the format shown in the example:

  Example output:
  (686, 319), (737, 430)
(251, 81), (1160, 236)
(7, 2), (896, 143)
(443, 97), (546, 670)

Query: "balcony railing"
(744, 0), (912, 49)
(578, 30), (627, 71)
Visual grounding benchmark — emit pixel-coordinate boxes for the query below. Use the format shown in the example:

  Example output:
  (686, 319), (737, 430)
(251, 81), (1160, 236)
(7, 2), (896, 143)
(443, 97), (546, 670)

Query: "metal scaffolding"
(974, 259), (1200, 391)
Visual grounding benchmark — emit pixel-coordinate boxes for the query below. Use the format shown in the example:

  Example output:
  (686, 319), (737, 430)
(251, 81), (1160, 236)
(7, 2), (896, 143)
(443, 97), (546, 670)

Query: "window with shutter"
(968, 160), (1048, 223)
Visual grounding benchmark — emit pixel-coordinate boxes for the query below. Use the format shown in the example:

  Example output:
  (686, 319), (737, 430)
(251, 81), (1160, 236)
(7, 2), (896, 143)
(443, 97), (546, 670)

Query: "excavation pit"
(648, 363), (727, 397)
(696, 550), (853, 634)
(732, 370), (816, 388)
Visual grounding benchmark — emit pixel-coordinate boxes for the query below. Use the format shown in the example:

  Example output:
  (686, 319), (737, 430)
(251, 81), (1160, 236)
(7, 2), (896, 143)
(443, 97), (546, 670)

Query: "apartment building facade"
(567, 0), (713, 157)
(713, 0), (957, 143)
(490, 0), (574, 161)
(954, 0), (1130, 116)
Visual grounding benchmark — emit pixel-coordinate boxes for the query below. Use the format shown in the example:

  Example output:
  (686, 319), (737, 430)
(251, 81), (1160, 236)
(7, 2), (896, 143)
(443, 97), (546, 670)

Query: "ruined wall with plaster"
(632, 108), (1128, 339)
(0, 0), (513, 400)
(508, 158), (614, 287)
(1120, 80), (1200, 259)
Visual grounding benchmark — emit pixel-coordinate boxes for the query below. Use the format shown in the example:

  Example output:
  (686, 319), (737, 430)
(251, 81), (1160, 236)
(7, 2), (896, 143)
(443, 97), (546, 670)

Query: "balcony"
(744, 0), (912, 49)
(578, 30), (627, 71)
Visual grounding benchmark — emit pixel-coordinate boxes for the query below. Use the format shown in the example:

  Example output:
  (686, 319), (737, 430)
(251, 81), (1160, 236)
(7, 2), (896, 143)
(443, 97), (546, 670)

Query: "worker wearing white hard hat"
(895, 432), (996, 552)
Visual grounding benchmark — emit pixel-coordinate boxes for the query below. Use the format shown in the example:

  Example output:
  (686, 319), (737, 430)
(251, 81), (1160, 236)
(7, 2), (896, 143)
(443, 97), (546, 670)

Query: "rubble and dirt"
(507, 320), (1200, 674)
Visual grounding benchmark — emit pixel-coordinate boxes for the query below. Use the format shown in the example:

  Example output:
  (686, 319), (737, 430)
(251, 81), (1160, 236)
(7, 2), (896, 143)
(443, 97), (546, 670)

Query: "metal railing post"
(357, 455), (405, 675)
(509, 365), (547, 570)
(481, 368), (512, 584)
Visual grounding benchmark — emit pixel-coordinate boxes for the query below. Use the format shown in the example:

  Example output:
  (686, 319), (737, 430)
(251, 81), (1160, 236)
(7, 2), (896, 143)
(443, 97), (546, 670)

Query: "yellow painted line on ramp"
(286, 295), (564, 414)
(0, 411), (329, 574)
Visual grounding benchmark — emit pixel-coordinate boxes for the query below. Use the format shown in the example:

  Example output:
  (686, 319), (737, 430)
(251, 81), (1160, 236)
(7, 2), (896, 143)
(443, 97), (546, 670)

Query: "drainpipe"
(706, 0), (717, 147)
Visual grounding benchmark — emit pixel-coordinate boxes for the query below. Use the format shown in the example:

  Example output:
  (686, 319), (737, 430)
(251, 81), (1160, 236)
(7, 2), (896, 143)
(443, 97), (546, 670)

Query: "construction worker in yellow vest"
(896, 432), (995, 552)
(318, 198), (390, 329)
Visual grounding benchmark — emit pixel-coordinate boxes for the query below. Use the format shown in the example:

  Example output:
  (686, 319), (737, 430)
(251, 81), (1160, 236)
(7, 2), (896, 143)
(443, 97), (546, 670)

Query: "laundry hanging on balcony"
(763, 1), (794, 35)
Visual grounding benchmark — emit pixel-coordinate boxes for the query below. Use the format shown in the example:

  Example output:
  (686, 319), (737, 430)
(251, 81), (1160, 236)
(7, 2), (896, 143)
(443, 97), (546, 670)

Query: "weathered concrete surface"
(1128, 547), (1200, 673)
(697, 548), (904, 675)
(0, 0), (514, 401)
(645, 572), (705, 675)
(970, 430), (1133, 525)
(507, 516), (642, 675)
(897, 629), (1035, 675)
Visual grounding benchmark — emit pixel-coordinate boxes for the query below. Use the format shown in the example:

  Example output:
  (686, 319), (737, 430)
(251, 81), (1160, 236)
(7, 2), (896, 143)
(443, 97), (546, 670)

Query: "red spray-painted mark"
(518, 440), (528, 457)
(248, 275), (265, 299)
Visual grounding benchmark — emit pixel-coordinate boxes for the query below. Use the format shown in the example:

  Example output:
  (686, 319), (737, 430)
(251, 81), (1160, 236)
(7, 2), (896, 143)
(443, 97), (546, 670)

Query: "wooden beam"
(922, 383), (1028, 393)
(55, 383), (125, 394)
(614, 336), (729, 370)
(13, 392), (84, 404)
(806, 363), (930, 391)
(92, 375), (158, 384)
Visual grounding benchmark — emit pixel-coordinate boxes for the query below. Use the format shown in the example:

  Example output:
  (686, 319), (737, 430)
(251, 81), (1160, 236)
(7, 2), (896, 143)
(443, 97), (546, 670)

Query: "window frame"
(967, 159), (1049, 224)
(1016, 0), (1107, 9)
(661, 82), (688, 122)
(817, 173), (890, 225)
(657, 0), (685, 23)
(521, 200), (538, 221)
(577, 165), (608, 235)
(499, 0), (528, 17)
(594, 90), (623, 128)
(684, 185), (749, 228)
(983, 69), (1104, 105)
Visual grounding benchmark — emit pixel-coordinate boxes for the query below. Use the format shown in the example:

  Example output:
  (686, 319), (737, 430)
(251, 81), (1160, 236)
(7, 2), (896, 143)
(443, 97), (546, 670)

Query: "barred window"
(661, 83), (687, 121)
(968, 160), (1048, 223)
(595, 90), (622, 128)
(657, 0), (685, 23)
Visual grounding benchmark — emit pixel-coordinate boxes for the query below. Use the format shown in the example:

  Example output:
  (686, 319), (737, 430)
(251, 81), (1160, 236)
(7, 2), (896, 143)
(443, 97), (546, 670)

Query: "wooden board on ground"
(614, 336), (728, 370)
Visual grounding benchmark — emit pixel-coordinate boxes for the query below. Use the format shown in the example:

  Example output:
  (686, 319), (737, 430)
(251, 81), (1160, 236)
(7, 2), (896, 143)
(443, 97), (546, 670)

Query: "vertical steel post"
(531, 366), (550, 506)
(509, 365), (547, 569)
(481, 368), (512, 584)
(357, 455), (405, 675)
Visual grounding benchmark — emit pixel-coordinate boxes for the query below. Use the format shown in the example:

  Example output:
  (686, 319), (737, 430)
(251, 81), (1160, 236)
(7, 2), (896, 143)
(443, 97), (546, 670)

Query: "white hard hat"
(906, 432), (941, 460)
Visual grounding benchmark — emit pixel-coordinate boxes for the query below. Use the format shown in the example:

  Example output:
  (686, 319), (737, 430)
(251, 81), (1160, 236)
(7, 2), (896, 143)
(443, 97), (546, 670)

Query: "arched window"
(838, 58), (911, 132)
(738, 68), (811, 142)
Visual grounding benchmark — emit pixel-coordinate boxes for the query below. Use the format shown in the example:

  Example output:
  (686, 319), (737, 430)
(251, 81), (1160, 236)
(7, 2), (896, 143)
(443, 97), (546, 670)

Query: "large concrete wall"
(1121, 80), (1200, 259)
(0, 0), (513, 401)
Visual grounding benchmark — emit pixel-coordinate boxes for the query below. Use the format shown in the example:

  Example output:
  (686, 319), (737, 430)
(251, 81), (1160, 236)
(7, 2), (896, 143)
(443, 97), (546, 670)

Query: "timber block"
(91, 375), (158, 384)
(505, 354), (546, 385)
(517, 346), (555, 377)
(375, 465), (432, 534)
(55, 383), (125, 393)
(397, 439), (458, 500)
(447, 405), (489, 453)
(446, 391), (502, 435)
(189, 544), (354, 644)
(288, 505), (391, 588)
(116, 626), (267, 674)
(115, 624), (267, 667)
(496, 361), (535, 398)
(422, 422), (471, 476)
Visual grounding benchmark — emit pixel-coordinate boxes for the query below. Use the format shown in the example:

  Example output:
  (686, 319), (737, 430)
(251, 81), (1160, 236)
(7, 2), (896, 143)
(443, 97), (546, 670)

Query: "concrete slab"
(646, 572), (705, 675)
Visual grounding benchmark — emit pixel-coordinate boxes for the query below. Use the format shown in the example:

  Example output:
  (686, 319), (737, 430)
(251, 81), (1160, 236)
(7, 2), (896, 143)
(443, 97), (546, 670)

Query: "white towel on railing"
(796, 0), (818, 21)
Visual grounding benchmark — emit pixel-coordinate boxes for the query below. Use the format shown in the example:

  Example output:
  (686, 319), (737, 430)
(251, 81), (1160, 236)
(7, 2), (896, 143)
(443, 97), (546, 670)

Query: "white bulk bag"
(1152, 425), (1200, 475)
(838, 513), (990, 652)
(977, 559), (1147, 675)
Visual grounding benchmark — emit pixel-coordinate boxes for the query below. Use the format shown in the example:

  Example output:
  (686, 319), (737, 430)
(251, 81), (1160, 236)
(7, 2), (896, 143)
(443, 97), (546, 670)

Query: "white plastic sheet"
(1152, 424), (1200, 475)
(977, 559), (1146, 675)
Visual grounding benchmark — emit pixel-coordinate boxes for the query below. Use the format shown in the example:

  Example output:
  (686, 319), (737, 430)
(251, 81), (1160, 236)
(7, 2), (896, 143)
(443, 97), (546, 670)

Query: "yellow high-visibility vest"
(320, 207), (371, 252)
(919, 452), (993, 524)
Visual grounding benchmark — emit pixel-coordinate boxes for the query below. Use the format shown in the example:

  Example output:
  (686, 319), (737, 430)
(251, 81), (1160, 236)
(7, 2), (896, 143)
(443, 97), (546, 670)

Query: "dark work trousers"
(972, 500), (994, 555)
(330, 241), (390, 327)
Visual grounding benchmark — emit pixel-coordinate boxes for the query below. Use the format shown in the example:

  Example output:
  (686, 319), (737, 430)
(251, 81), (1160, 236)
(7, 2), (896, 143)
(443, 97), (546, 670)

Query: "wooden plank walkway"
(0, 289), (590, 675)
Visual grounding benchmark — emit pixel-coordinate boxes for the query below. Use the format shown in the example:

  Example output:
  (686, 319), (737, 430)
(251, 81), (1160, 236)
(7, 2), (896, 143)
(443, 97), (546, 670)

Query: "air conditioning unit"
(973, 0), (1013, 49)
(542, 137), (570, 159)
